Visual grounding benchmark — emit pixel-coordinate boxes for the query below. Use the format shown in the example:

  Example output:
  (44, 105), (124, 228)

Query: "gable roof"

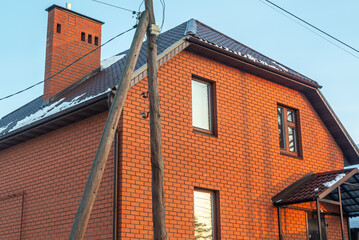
(0, 18), (358, 163)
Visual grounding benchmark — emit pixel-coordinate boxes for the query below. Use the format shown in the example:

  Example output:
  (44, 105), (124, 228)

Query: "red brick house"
(1, 5), (359, 240)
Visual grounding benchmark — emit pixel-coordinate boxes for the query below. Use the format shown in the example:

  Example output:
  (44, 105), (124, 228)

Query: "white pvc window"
(192, 80), (211, 131)
(194, 190), (215, 240)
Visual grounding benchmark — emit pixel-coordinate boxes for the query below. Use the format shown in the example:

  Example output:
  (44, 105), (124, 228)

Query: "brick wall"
(120, 50), (346, 239)
(279, 202), (349, 239)
(0, 113), (114, 239)
(0, 49), (348, 239)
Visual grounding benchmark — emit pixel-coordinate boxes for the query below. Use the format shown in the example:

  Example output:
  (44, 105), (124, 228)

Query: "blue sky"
(1, 0), (359, 144)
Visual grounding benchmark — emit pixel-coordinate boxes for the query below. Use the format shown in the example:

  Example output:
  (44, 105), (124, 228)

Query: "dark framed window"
(277, 105), (301, 156)
(81, 32), (86, 41)
(192, 78), (215, 135)
(94, 36), (99, 46)
(56, 23), (61, 33)
(194, 189), (219, 240)
(88, 34), (92, 44)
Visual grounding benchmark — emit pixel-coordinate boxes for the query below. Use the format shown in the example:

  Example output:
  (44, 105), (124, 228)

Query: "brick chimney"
(43, 4), (104, 101)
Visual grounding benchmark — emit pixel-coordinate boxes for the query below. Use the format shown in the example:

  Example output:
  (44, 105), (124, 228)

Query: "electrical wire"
(137, 0), (165, 30)
(138, 0), (145, 13)
(91, 0), (137, 14)
(258, 0), (359, 60)
(159, 0), (166, 31)
(259, 0), (359, 57)
(0, 26), (136, 102)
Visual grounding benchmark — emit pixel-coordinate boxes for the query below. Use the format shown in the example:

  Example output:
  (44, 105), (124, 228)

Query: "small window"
(88, 34), (92, 44)
(94, 36), (99, 46)
(81, 32), (86, 41)
(192, 79), (215, 134)
(194, 189), (218, 240)
(278, 105), (300, 156)
(56, 23), (61, 33)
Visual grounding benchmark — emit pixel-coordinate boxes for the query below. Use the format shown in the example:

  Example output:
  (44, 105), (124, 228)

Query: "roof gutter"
(0, 93), (109, 150)
(186, 36), (322, 89)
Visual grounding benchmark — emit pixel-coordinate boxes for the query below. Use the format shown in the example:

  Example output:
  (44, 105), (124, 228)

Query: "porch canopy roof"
(272, 168), (359, 217)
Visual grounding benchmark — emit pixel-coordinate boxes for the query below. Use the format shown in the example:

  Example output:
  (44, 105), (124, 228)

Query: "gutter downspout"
(113, 130), (119, 240)
(277, 207), (282, 240)
(108, 88), (119, 240)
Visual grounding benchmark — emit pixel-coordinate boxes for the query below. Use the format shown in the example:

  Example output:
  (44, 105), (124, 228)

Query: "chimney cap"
(45, 4), (104, 25)
(66, 3), (72, 10)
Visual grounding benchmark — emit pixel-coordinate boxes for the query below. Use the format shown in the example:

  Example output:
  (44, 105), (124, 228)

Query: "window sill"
(193, 127), (217, 138)
(280, 151), (302, 160)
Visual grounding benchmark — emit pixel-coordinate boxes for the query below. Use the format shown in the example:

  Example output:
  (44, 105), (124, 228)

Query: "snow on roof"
(0, 88), (111, 136)
(0, 123), (11, 134)
(322, 173), (346, 188)
(197, 37), (290, 74)
(101, 54), (126, 70)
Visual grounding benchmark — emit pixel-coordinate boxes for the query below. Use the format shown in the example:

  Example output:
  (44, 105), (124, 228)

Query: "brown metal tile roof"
(273, 168), (359, 217)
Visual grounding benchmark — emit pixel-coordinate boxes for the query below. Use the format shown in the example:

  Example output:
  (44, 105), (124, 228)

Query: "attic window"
(94, 36), (99, 46)
(278, 105), (301, 157)
(88, 34), (92, 44)
(81, 32), (85, 41)
(56, 23), (61, 33)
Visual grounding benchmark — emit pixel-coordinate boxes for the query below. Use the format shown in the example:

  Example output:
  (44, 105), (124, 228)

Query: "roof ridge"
(185, 18), (197, 36)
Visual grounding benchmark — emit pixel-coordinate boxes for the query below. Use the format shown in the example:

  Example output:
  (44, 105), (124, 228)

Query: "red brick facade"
(43, 7), (102, 101)
(0, 114), (114, 239)
(0, 49), (348, 239)
(118, 51), (346, 239)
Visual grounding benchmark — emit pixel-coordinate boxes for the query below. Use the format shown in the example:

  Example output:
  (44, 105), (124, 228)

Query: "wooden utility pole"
(68, 10), (149, 239)
(145, 0), (168, 239)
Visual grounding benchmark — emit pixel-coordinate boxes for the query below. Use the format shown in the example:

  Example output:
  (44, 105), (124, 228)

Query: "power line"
(159, 0), (166, 31)
(91, 0), (137, 14)
(259, 0), (359, 56)
(138, 0), (145, 13)
(0, 26), (136, 102)
(138, 0), (165, 30)
(258, 0), (359, 60)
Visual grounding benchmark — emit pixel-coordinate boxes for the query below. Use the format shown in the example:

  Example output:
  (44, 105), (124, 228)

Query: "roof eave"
(305, 90), (359, 164)
(274, 198), (317, 207)
(186, 36), (322, 89)
(272, 171), (315, 205)
(0, 93), (109, 151)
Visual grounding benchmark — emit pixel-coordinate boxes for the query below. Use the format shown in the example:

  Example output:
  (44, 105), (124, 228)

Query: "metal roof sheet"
(273, 168), (359, 217)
